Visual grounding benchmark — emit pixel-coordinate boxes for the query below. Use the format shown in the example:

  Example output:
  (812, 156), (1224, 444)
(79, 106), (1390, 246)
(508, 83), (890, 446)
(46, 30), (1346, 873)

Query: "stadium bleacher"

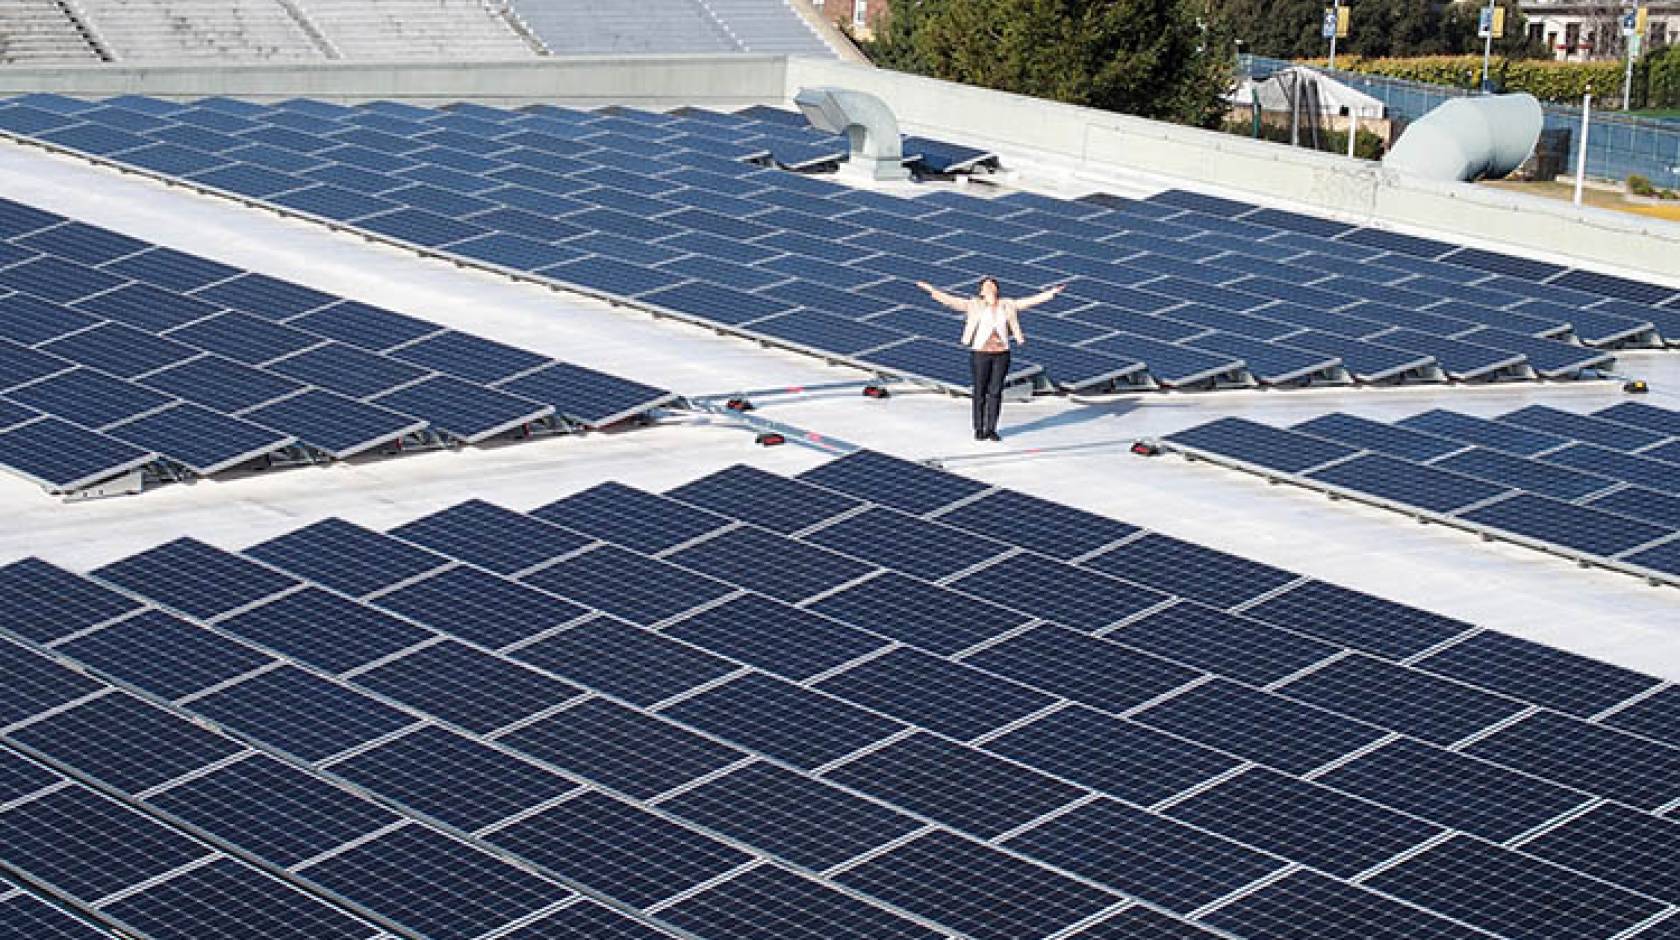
(73, 0), (327, 62)
(0, 0), (104, 65)
(302, 0), (538, 60)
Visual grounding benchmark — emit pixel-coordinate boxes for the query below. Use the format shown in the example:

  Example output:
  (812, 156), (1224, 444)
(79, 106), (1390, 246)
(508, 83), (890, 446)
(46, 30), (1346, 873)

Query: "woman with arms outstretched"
(916, 277), (1066, 441)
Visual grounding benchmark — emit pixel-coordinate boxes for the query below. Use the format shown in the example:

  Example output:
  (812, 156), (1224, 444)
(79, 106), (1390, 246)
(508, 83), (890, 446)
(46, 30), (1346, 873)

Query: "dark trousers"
(971, 350), (1010, 435)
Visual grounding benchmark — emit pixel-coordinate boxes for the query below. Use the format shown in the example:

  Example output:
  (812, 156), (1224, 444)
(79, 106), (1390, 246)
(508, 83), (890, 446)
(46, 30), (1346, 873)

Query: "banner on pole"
(1478, 6), (1505, 38)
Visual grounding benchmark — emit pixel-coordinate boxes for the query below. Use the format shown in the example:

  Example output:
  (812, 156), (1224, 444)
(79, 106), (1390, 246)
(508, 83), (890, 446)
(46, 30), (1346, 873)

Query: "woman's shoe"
(985, 431), (1002, 442)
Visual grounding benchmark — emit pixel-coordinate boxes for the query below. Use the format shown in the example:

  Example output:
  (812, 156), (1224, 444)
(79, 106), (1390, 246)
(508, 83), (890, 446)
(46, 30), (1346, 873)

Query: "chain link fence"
(1240, 54), (1680, 188)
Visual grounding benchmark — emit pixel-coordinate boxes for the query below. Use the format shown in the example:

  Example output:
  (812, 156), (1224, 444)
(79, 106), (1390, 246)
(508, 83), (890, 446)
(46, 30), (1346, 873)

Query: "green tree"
(1439, 0), (1550, 59)
(866, 0), (1235, 127)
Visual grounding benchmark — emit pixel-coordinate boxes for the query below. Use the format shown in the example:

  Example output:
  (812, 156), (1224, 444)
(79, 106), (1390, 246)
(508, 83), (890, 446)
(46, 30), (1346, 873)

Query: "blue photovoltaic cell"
(662, 865), (944, 940)
(0, 786), (211, 903)
(1200, 868), (1490, 940)
(935, 487), (1139, 560)
(522, 544), (734, 626)
(1543, 442), (1680, 494)
(219, 587), (431, 674)
(0, 887), (112, 940)
(7, 367), (173, 430)
(500, 698), (744, 799)
(497, 901), (671, 940)
(1316, 738), (1593, 843)
(0, 398), (37, 430)
(138, 355), (302, 414)
(966, 624), (1201, 713)
(1364, 835), (1664, 940)
(0, 293), (100, 345)
(93, 536), (299, 619)
(389, 330), (548, 385)
(1498, 403), (1668, 451)
(667, 671), (906, 769)
(104, 857), (383, 940)
(192, 273), (337, 320)
(1166, 416), (1356, 473)
(827, 731), (1085, 838)
(530, 481), (730, 555)
(391, 498), (591, 576)
(106, 403), (292, 475)
(486, 791), (750, 910)
(803, 505), (1011, 582)
(1466, 710), (1680, 810)
(660, 593), (887, 682)
(1134, 678), (1387, 775)
(1522, 801), (1679, 903)
(71, 281), (221, 333)
(146, 754), (400, 866)
(371, 564), (588, 650)
(1006, 797), (1286, 914)
(1277, 653), (1528, 745)
(1415, 630), (1662, 719)
(288, 300), (442, 352)
(1431, 446), (1618, 501)
(0, 557), (143, 644)
(835, 830), (1121, 940)
(951, 552), (1171, 632)
(797, 449), (988, 515)
(1243, 579), (1473, 659)
(1459, 493), (1673, 558)
(1085, 532), (1297, 610)
(1603, 685), (1680, 745)
(0, 637), (104, 727)
(357, 207), (489, 247)
(809, 570), (1033, 656)
(241, 388), (425, 459)
(190, 665), (417, 763)
(0, 751), (60, 805)
(1166, 767), (1444, 878)
(494, 361), (675, 428)
(666, 525), (875, 604)
(815, 647), (1052, 743)
(266, 342), (428, 399)
(301, 824), (571, 940)
(662, 760), (921, 870)
(1291, 412), (1465, 462)
(513, 616), (737, 707)
(1068, 906), (1227, 939)
(667, 464), (860, 535)
(0, 415), (155, 491)
(1395, 408), (1570, 456)
(330, 725), (575, 832)
(1109, 600), (1340, 687)
(61, 608), (271, 701)
(984, 704), (1240, 806)
(245, 517), (447, 597)
(1593, 401), (1680, 437)
(11, 691), (244, 794)
(167, 310), (323, 365)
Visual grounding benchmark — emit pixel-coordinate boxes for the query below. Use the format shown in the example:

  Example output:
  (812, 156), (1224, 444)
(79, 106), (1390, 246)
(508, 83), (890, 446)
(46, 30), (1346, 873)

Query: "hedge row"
(1300, 54), (1645, 106)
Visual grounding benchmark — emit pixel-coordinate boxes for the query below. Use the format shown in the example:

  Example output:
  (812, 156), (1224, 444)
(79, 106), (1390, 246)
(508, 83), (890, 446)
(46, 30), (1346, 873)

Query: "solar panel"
(803, 505), (1010, 582)
(531, 481), (730, 555)
(0, 636), (105, 727)
(665, 526), (876, 604)
(1282, 653), (1528, 745)
(522, 543), (734, 626)
(0, 750), (61, 805)
(1290, 412), (1463, 461)
(11, 690), (245, 793)
(298, 824), (571, 940)
(138, 354), (302, 413)
(810, 570), (1029, 655)
(669, 670), (909, 769)
(949, 552), (1172, 632)
(0, 883), (112, 940)
(60, 608), (270, 700)
(245, 517), (448, 597)
(369, 564), (588, 651)
(1306, 452), (1515, 514)
(0, 416), (155, 492)
(1364, 834), (1663, 940)
(0, 338), (71, 395)
(391, 499), (589, 576)
(815, 647), (1052, 742)
(0, 558), (141, 645)
(512, 616), (736, 707)
(1597, 401), (1680, 438)
(1500, 403), (1668, 451)
(1459, 492), (1673, 558)
(1243, 579), (1473, 658)
(1199, 868), (1489, 940)
(498, 698), (744, 799)
(7, 367), (176, 430)
(667, 464), (861, 535)
(834, 830), (1121, 940)
(1394, 408), (1568, 456)
(106, 857), (385, 940)
(797, 449), (988, 515)
(105, 402), (292, 475)
(661, 863), (942, 940)
(1106, 600), (1340, 687)
(1466, 710), (1680, 810)
(1084, 532), (1297, 610)
(0, 785), (212, 902)
(1523, 800), (1679, 904)
(1165, 766), (1443, 877)
(488, 791), (750, 909)
(658, 582), (886, 672)
(1416, 630), (1664, 719)
(190, 665), (417, 763)
(287, 299), (442, 352)
(167, 311), (324, 365)
(329, 725), (575, 832)
(267, 341), (428, 398)
(218, 586), (430, 674)
(499, 901), (672, 940)
(827, 730), (1084, 838)
(660, 760), (921, 870)
(747, 311), (910, 357)
(970, 626), (1200, 715)
(146, 753), (400, 865)
(1602, 685), (1679, 744)
(192, 273), (338, 320)
(1134, 678), (1387, 775)
(493, 361), (676, 428)
(1542, 442), (1680, 493)
(240, 388), (426, 459)
(93, 536), (297, 619)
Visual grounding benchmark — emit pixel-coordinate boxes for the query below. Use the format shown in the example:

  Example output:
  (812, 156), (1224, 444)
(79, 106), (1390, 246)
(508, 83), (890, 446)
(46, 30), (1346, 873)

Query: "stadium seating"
(698, 0), (834, 55)
(0, 0), (103, 64)
(300, 0), (538, 60)
(75, 0), (326, 62)
(509, 0), (775, 55)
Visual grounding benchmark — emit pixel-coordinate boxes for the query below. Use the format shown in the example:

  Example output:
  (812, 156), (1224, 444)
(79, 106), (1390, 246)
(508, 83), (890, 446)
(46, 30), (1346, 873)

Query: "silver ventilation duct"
(1383, 93), (1544, 182)
(794, 86), (912, 182)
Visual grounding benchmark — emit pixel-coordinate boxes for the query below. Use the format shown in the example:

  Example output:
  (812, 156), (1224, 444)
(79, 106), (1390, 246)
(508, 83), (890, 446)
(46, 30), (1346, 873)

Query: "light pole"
(1327, 0), (1341, 69)
(1480, 0), (1497, 92)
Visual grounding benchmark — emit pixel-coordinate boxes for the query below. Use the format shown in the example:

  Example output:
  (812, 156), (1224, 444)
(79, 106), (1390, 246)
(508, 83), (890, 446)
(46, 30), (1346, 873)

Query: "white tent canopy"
(1232, 65), (1387, 117)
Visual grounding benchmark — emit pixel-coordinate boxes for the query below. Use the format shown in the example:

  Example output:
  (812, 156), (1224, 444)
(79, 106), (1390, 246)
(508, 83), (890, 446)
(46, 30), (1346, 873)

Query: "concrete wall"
(0, 54), (1674, 280)
(0, 54), (787, 107)
(787, 58), (1680, 282)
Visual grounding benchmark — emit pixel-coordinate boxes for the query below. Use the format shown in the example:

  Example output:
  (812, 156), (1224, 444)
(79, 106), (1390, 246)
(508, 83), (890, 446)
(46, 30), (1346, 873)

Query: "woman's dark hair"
(976, 276), (999, 296)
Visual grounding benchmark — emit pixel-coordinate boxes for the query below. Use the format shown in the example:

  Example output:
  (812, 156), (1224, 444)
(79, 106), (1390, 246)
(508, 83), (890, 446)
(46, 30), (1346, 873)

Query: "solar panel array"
(4, 94), (1676, 400)
(1165, 401), (1680, 586)
(2, 449), (1674, 940)
(0, 196), (673, 496)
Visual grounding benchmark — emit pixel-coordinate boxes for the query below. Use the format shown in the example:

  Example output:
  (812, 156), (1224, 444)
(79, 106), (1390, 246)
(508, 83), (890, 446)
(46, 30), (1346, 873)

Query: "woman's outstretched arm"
(1014, 283), (1069, 310)
(915, 280), (970, 312)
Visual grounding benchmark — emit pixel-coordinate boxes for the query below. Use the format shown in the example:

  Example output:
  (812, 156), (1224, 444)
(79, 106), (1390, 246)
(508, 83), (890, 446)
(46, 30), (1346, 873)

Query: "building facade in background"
(1518, 0), (1677, 59)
